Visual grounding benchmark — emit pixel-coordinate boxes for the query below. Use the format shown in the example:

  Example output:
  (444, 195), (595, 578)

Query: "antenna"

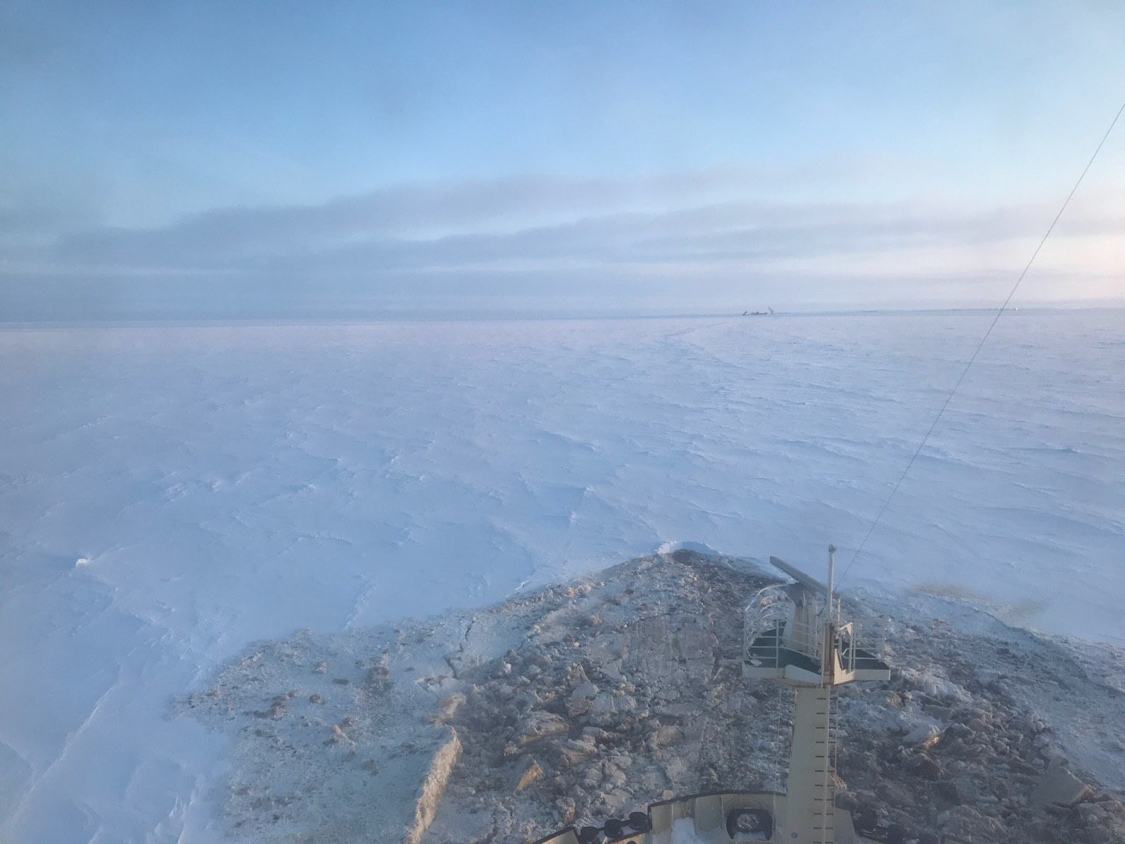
(827, 544), (836, 623)
(768, 555), (828, 596)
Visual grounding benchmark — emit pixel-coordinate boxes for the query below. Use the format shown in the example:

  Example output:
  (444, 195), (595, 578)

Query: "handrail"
(743, 585), (823, 665)
(744, 587), (884, 674)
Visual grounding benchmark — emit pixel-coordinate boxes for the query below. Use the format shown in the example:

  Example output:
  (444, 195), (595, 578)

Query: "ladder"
(811, 686), (838, 844)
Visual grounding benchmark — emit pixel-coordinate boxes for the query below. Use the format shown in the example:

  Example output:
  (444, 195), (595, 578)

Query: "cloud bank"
(2, 171), (1122, 320)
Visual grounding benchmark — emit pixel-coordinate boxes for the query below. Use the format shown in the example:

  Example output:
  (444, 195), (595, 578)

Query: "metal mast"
(743, 549), (891, 843)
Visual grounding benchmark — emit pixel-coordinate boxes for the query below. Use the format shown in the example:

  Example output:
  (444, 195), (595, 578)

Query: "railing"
(743, 585), (824, 667)
(743, 586), (887, 675)
(836, 617), (889, 670)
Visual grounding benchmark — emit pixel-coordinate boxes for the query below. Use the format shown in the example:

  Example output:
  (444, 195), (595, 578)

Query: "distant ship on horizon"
(742, 307), (774, 316)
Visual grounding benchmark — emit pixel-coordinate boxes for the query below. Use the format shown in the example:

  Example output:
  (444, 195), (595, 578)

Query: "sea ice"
(0, 310), (1121, 842)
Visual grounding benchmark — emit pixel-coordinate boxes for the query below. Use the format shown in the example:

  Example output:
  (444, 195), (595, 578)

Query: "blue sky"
(2, 1), (1123, 318)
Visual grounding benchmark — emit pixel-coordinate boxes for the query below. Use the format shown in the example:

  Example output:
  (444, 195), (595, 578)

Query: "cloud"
(46, 170), (754, 266)
(3, 172), (1123, 319)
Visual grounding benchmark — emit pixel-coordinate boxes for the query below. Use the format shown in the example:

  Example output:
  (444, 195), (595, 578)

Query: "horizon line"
(2, 301), (1123, 330)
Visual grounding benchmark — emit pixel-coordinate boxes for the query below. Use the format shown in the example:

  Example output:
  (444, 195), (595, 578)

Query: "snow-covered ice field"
(0, 310), (1122, 843)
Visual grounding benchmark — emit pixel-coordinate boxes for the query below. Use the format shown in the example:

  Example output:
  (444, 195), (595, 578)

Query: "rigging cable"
(837, 98), (1125, 587)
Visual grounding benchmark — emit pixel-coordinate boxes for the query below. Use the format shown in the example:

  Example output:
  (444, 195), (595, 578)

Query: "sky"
(2, 1), (1124, 319)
